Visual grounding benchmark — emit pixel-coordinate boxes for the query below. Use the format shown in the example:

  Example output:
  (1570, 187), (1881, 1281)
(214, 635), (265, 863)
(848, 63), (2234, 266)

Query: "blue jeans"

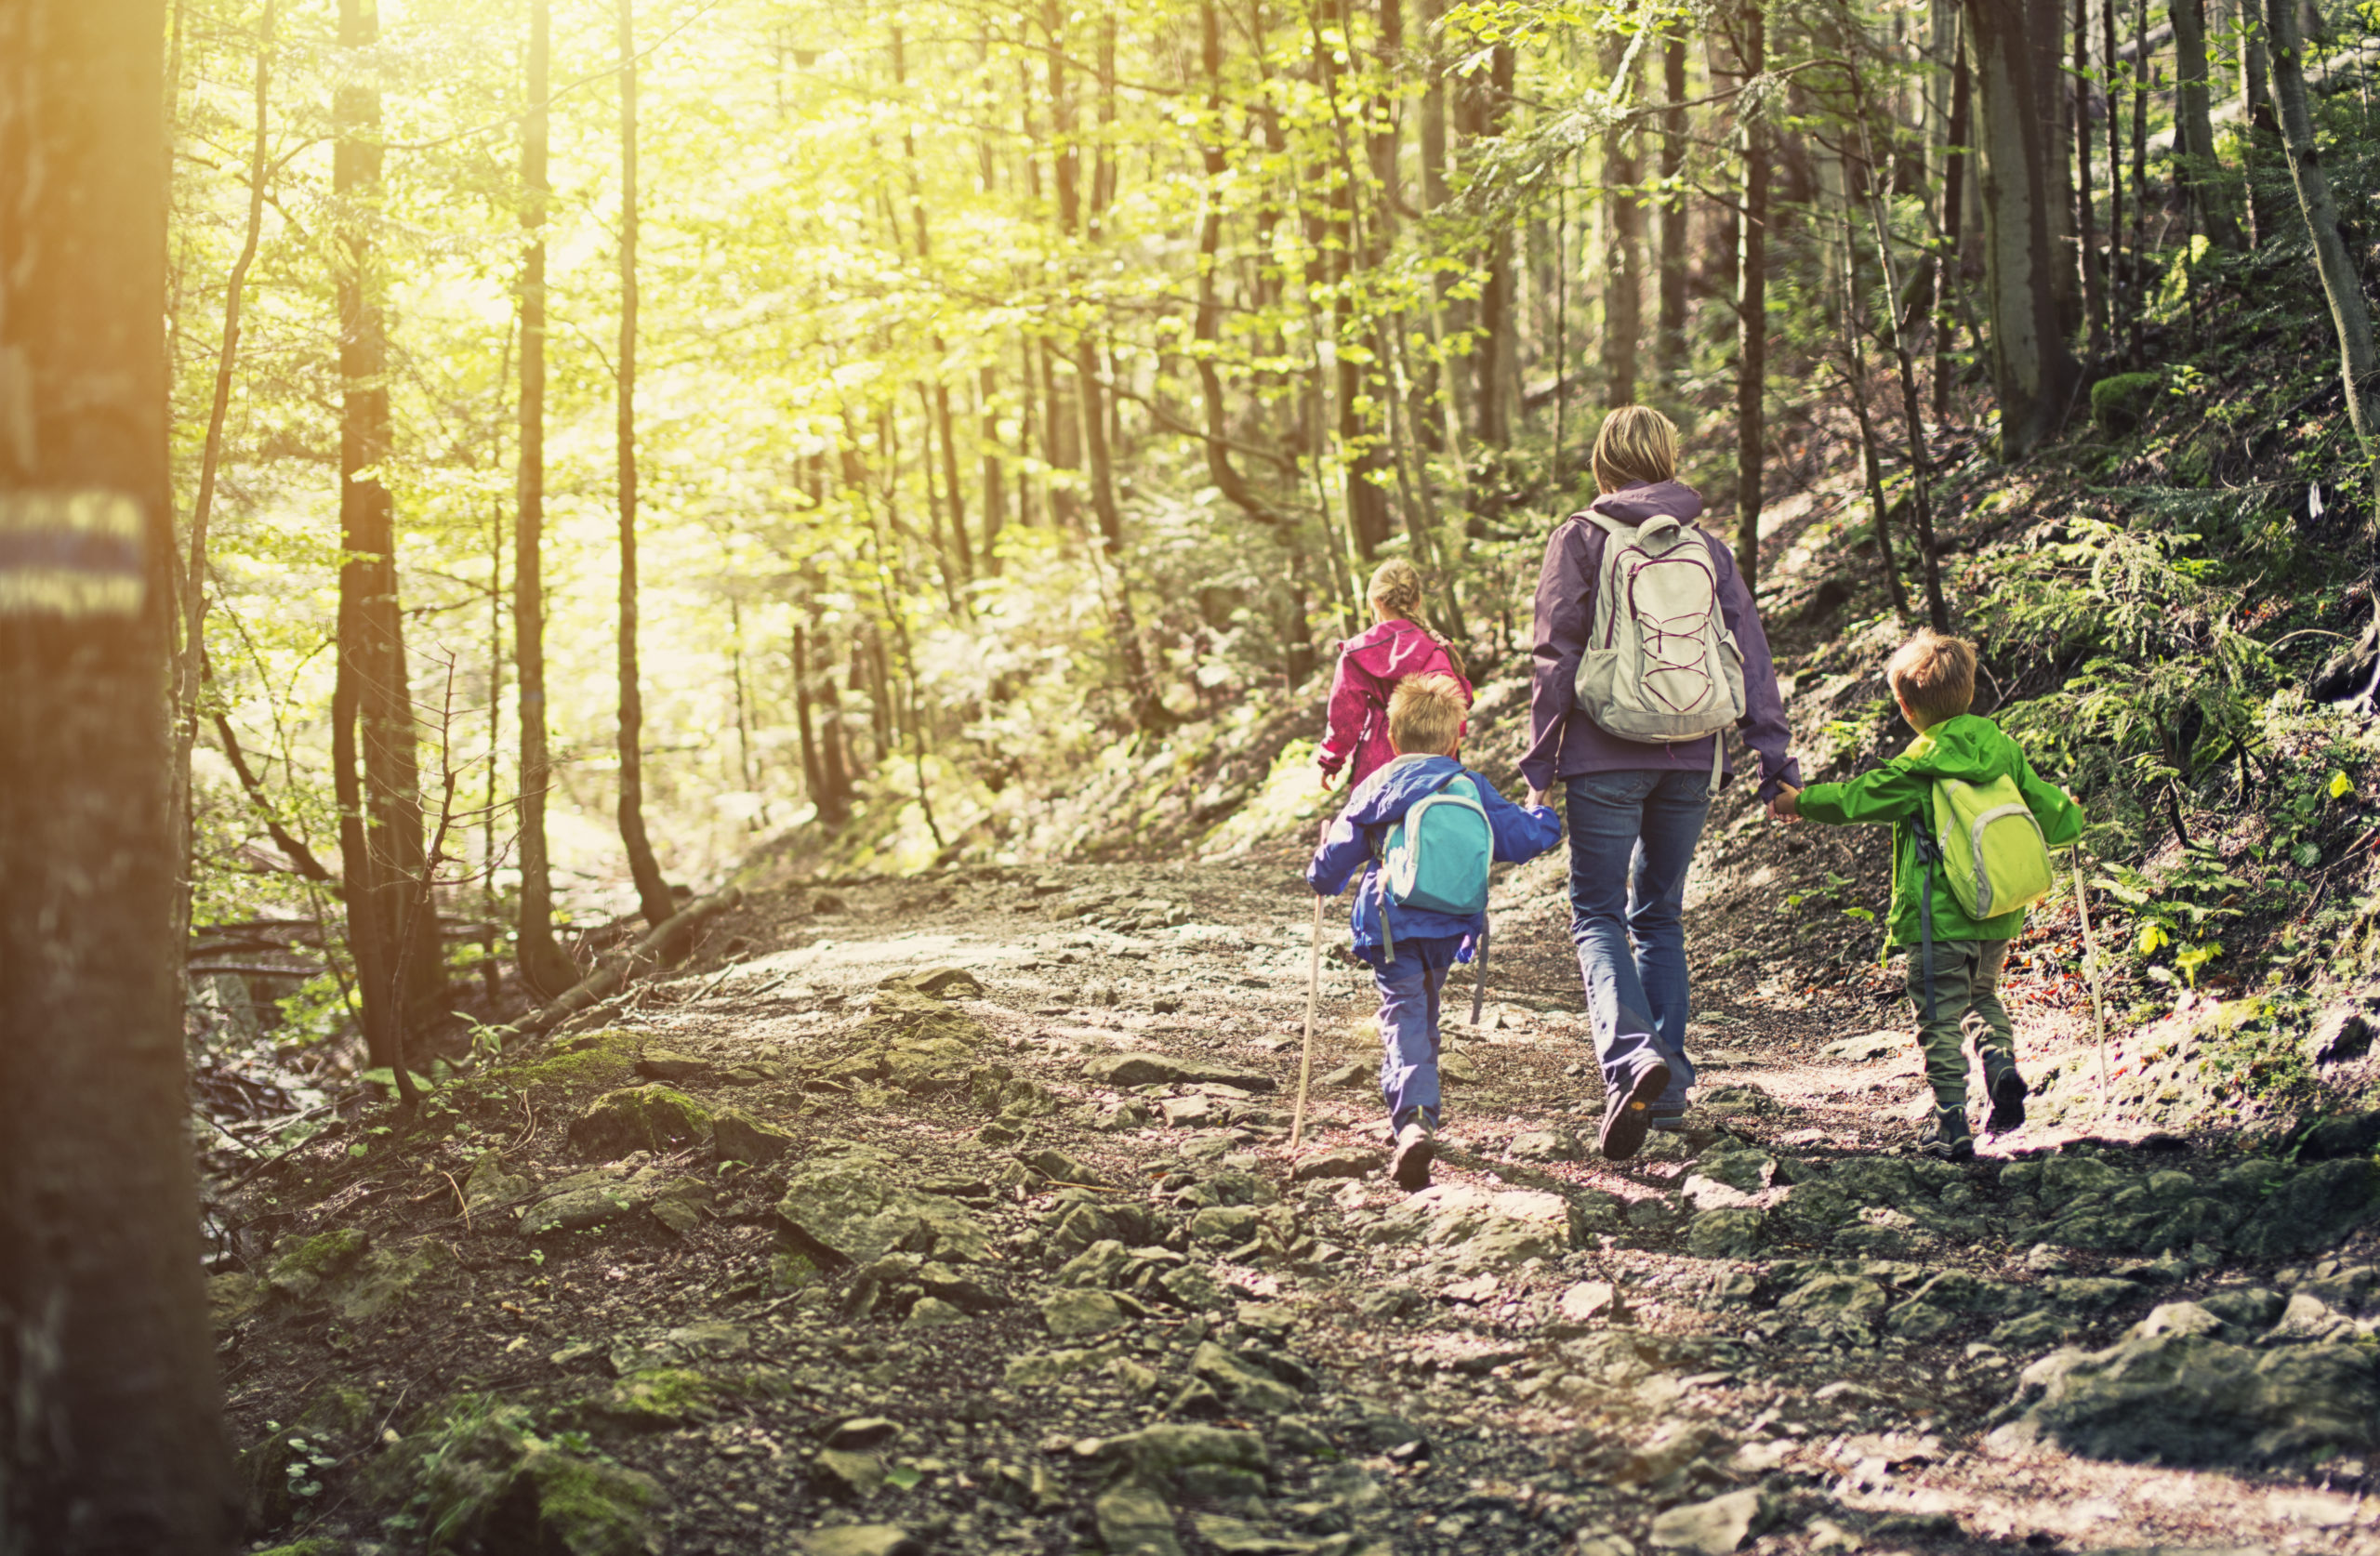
(1372, 935), (1461, 1130)
(1566, 771), (1712, 1114)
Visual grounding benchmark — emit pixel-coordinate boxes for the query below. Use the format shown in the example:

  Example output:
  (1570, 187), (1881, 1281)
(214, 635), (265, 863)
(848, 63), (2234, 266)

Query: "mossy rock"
(577, 1368), (728, 1431)
(209, 1271), (268, 1328)
(326, 1239), (455, 1323)
(512, 1029), (644, 1094)
(365, 1393), (663, 1556)
(2091, 371), (2162, 436)
(493, 1448), (666, 1556)
(713, 1107), (794, 1165)
(855, 986), (990, 1048)
(567, 1086), (712, 1160)
(266, 1228), (368, 1302)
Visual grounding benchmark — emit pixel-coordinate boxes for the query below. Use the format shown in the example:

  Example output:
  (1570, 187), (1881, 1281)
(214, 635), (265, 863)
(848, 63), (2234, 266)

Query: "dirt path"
(218, 827), (2380, 1556)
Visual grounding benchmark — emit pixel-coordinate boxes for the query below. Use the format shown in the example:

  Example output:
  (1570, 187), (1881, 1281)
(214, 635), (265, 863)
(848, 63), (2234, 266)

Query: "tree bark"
(1734, 0), (1769, 585)
(1933, 14), (1973, 420)
(1655, 35), (1690, 388)
(977, 365), (1005, 571)
(1601, 31), (1644, 406)
(0, 2), (237, 1545)
(1960, 0), (2082, 456)
(1196, 0), (1289, 530)
(513, 0), (575, 996)
(2238, 0), (2283, 245)
(334, 0), (440, 1082)
(1471, 45), (1516, 449)
(2072, 0), (2108, 361)
(2264, 0), (2380, 506)
(2170, 0), (2243, 247)
(615, 0), (672, 929)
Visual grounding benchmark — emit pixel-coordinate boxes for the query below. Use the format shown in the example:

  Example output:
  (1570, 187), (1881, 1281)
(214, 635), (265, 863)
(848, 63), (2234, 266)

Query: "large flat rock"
(1081, 1051), (1276, 1092)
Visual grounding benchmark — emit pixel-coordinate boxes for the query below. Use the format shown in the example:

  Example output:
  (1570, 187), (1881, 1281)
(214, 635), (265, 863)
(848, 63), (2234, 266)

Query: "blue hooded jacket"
(1306, 753), (1564, 964)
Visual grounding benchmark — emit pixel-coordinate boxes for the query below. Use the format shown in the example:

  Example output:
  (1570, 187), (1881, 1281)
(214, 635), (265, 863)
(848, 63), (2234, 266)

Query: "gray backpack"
(1570, 511), (1747, 778)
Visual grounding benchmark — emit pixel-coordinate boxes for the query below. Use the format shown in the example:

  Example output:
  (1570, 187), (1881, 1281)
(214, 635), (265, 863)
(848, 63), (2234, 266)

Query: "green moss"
(239, 1384), (377, 1529)
(566, 1086), (713, 1160)
(503, 1449), (664, 1556)
(2091, 371), (2163, 436)
(509, 1029), (643, 1093)
(771, 1249), (826, 1293)
(266, 1228), (368, 1300)
(577, 1367), (723, 1431)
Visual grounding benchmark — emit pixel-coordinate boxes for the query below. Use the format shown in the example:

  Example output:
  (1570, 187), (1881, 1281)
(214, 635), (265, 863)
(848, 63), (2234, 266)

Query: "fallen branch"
(507, 887), (743, 1039)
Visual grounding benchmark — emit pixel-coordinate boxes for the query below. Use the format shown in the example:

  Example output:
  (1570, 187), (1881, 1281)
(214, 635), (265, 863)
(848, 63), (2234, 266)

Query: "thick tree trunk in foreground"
(334, 0), (442, 1075)
(1734, 0), (1769, 585)
(513, 0), (575, 996)
(2170, 0), (2242, 249)
(2264, 0), (2380, 508)
(1961, 0), (2082, 457)
(615, 0), (673, 929)
(0, 1), (237, 1546)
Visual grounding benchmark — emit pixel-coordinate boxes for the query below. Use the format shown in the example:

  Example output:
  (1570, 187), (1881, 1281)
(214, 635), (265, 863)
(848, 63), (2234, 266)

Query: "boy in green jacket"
(1770, 631), (2082, 1160)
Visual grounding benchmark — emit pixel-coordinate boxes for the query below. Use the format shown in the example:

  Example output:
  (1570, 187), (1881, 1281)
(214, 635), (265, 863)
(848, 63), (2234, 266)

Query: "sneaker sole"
(1390, 1136), (1435, 1192)
(1988, 1069), (2030, 1133)
(1598, 1061), (1672, 1162)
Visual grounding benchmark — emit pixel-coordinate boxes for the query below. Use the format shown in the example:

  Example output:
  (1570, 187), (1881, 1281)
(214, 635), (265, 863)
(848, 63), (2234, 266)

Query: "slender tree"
(2170, 0), (2242, 248)
(0, 1), (236, 1544)
(1933, 11), (1974, 420)
(615, 0), (674, 928)
(1600, 29), (1645, 406)
(2237, 0), (2283, 245)
(1735, 0), (1770, 583)
(1654, 33), (1691, 389)
(1961, 0), (2082, 456)
(2264, 0), (2380, 512)
(513, 0), (575, 995)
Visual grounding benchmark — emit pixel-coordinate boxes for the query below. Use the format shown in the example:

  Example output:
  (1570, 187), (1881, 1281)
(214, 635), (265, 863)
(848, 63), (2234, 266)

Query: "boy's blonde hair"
(1886, 629), (1977, 725)
(1592, 405), (1679, 494)
(1388, 673), (1466, 755)
(1368, 558), (1425, 620)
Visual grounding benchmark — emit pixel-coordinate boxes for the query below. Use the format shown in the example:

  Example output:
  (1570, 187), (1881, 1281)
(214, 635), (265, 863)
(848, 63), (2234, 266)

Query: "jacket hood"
(1588, 479), (1705, 527)
(1897, 715), (2027, 783)
(1341, 753), (1468, 826)
(1341, 618), (1454, 679)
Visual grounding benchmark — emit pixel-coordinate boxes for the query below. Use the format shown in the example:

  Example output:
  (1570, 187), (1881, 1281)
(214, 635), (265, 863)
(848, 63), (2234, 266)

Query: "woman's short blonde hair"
(1367, 558), (1425, 619)
(1592, 405), (1679, 494)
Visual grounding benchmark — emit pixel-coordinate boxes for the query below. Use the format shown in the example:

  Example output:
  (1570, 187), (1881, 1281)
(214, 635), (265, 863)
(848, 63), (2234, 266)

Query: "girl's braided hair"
(1364, 560), (1465, 679)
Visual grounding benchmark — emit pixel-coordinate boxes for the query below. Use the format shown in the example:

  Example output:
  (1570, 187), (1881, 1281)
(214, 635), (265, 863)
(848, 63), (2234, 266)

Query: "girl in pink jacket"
(1317, 560), (1474, 793)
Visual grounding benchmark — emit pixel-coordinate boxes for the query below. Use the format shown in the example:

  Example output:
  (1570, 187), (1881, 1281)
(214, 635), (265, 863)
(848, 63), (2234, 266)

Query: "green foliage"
(2090, 372), (2163, 437)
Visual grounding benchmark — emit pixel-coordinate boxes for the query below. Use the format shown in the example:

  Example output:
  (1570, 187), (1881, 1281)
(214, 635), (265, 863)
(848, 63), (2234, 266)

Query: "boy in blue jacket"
(1308, 674), (1565, 1190)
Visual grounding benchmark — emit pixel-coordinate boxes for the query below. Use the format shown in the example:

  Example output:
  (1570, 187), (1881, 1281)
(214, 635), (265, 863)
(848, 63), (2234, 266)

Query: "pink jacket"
(1317, 619), (1474, 790)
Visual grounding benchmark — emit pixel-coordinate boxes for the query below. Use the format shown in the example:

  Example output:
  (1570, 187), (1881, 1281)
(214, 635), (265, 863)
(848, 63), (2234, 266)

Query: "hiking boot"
(1920, 1106), (1976, 1162)
(1598, 1060), (1672, 1162)
(1984, 1059), (2030, 1134)
(1389, 1118), (1436, 1192)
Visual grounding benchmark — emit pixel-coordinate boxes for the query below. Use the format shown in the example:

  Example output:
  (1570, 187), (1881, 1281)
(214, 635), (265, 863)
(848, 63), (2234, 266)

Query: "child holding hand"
(1771, 631), (2081, 1160)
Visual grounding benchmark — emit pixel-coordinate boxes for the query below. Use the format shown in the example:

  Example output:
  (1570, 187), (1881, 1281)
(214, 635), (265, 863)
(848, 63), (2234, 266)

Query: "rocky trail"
(214, 798), (2380, 1556)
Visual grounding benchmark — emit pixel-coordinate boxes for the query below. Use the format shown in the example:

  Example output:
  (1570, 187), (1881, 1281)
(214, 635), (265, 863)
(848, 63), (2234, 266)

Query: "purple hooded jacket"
(1519, 480), (1800, 801)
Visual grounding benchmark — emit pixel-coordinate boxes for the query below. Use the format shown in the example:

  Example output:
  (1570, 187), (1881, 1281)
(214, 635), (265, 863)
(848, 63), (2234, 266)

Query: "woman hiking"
(1317, 559), (1474, 796)
(1521, 407), (1799, 1160)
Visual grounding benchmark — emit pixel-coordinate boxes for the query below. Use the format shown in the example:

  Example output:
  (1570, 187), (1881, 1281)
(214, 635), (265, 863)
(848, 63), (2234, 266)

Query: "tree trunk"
(614, 0), (672, 929)
(1961, 0), (2082, 456)
(335, 0), (440, 1082)
(1196, 0), (1289, 530)
(2239, 0), (2283, 245)
(1734, 0), (1768, 585)
(793, 621), (851, 828)
(173, 0), (276, 949)
(1601, 31), (1644, 406)
(977, 365), (1005, 571)
(1655, 34), (1690, 388)
(2264, 0), (2380, 508)
(2170, 0), (2243, 247)
(2072, 0), (2108, 361)
(1471, 45), (1516, 449)
(1933, 14), (1973, 420)
(0, 2), (237, 1545)
(513, 0), (574, 996)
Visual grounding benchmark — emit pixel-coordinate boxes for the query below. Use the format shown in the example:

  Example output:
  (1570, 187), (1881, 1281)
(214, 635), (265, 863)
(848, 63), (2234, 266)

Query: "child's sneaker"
(1389, 1119), (1436, 1191)
(1920, 1107), (1975, 1162)
(1984, 1059), (2030, 1134)
(1598, 1059), (1672, 1162)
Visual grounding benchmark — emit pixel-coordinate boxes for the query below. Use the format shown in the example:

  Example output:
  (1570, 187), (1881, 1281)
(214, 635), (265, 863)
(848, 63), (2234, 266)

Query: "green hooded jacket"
(1795, 713), (2084, 947)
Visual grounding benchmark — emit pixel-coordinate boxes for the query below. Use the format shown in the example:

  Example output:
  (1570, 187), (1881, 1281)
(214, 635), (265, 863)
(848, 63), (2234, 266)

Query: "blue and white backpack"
(1371, 772), (1493, 959)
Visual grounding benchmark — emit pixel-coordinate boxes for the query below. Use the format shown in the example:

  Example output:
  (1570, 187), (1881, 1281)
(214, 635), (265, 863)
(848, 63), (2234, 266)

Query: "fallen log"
(507, 886), (743, 1040)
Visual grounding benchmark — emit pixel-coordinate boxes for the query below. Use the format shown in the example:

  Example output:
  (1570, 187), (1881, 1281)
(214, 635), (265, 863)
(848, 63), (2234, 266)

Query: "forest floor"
(216, 773), (2380, 1556)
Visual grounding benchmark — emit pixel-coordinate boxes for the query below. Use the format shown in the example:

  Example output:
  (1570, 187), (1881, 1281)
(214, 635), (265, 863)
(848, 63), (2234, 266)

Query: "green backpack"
(1929, 774), (2056, 920)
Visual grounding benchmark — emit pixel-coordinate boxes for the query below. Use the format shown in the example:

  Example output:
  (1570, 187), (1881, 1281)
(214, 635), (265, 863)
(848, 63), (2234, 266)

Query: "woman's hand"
(1527, 786), (1551, 811)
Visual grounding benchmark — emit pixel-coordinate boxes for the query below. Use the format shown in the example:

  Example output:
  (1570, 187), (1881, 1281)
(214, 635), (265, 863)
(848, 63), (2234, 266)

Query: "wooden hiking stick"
(1289, 893), (1324, 1150)
(2071, 851), (2110, 1113)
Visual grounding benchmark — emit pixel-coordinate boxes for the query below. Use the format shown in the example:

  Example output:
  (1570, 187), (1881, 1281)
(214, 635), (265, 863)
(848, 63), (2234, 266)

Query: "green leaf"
(2293, 841), (2322, 867)
(2136, 922), (2169, 956)
(2330, 770), (2355, 800)
(883, 1464), (925, 1490)
(347, 1142), (370, 1158)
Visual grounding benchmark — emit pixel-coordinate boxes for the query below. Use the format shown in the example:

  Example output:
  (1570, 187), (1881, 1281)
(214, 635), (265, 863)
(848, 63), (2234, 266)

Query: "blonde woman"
(1317, 559), (1473, 795)
(1521, 406), (1799, 1160)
